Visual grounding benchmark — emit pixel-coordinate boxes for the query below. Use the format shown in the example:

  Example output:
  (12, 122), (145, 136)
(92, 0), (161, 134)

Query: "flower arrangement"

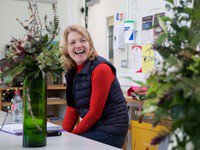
(141, 0), (200, 149)
(0, 1), (63, 147)
(0, 0), (62, 86)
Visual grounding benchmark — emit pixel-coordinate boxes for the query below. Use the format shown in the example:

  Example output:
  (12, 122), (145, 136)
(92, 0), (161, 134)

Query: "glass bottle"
(23, 72), (47, 147)
(11, 89), (23, 123)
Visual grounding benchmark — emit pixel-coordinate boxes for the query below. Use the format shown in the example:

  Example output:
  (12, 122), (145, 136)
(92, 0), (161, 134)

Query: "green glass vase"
(23, 72), (47, 147)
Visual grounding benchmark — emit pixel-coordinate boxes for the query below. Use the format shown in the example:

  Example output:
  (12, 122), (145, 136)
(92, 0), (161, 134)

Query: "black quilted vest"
(65, 56), (128, 135)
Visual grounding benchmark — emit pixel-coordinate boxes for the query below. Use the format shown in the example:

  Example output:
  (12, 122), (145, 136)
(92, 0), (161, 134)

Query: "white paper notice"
(1, 122), (62, 135)
(113, 24), (125, 50)
(131, 46), (142, 73)
(141, 29), (154, 45)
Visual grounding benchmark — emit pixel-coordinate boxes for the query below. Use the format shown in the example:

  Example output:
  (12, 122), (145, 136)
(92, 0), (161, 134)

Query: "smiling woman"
(59, 25), (129, 149)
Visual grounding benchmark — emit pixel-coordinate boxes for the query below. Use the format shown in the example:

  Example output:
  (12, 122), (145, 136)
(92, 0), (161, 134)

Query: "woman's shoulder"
(93, 63), (113, 74)
(90, 56), (116, 75)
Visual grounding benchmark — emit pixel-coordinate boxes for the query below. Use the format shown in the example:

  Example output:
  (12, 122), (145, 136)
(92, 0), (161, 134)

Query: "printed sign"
(124, 20), (135, 43)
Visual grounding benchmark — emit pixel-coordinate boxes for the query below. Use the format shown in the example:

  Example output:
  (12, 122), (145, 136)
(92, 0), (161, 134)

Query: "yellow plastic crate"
(131, 120), (168, 150)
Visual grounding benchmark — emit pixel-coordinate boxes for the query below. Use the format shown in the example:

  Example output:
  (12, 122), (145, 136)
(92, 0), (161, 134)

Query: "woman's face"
(67, 31), (90, 65)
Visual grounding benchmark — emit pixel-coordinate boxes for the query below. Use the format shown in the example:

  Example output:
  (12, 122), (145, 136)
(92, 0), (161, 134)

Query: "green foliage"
(143, 0), (200, 149)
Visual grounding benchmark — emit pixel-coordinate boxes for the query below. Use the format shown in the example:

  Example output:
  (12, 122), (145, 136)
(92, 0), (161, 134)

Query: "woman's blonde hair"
(60, 25), (97, 71)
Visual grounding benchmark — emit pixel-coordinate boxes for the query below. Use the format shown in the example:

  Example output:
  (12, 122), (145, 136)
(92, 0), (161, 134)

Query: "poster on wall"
(142, 44), (155, 73)
(132, 45), (142, 73)
(142, 15), (153, 30)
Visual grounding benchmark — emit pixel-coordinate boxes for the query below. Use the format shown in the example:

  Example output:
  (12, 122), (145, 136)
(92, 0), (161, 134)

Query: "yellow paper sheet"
(142, 44), (154, 73)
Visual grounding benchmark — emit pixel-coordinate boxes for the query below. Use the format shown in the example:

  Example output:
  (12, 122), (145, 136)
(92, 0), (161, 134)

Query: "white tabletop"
(0, 111), (120, 150)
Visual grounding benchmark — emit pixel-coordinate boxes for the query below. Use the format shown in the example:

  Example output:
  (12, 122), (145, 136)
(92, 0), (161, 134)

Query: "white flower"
(21, 42), (31, 50)
(166, 66), (178, 75)
(168, 128), (194, 150)
(147, 106), (157, 112)
(186, 141), (194, 150)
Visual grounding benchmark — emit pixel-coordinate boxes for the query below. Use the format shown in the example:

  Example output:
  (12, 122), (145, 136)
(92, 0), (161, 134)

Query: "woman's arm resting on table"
(62, 106), (79, 132)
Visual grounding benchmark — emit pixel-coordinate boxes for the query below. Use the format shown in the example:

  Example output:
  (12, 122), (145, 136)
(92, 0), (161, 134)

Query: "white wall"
(87, 0), (127, 58)
(57, 0), (85, 35)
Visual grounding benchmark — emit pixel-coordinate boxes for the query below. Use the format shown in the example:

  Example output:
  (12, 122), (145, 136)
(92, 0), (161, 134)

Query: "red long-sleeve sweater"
(62, 63), (115, 134)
